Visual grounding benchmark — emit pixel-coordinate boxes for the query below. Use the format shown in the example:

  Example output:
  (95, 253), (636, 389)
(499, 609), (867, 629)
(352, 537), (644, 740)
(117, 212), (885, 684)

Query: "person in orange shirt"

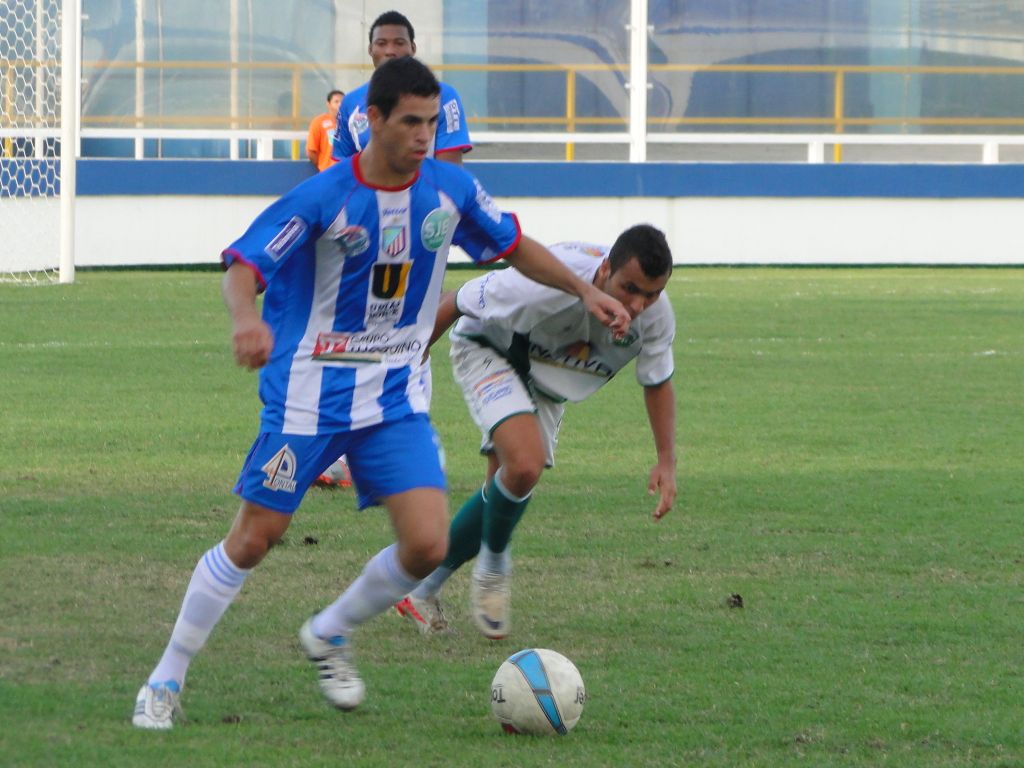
(306, 89), (344, 172)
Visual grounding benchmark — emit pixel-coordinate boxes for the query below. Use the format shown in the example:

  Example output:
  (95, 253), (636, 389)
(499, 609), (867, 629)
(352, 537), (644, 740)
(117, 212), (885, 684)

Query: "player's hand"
(232, 317), (274, 370)
(647, 461), (676, 520)
(583, 288), (631, 340)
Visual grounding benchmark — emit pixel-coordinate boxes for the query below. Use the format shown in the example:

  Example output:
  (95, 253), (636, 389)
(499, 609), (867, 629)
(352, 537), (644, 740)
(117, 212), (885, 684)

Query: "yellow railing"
(646, 63), (1024, 161)
(5, 60), (1024, 161)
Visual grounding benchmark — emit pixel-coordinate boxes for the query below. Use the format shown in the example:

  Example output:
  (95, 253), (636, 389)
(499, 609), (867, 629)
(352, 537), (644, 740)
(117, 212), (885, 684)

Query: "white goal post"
(0, 0), (77, 283)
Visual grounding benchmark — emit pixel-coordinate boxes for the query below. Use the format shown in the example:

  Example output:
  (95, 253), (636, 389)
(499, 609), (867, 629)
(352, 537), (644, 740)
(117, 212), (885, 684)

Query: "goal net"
(1, 0), (75, 283)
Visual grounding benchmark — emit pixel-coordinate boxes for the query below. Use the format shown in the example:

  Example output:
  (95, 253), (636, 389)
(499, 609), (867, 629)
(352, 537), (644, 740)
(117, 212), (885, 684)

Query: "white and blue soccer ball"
(490, 648), (586, 735)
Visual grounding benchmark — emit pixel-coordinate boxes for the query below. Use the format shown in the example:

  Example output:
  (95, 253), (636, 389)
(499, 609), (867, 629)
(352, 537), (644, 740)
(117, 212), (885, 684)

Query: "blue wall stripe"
(72, 159), (1024, 199)
(77, 159), (315, 196)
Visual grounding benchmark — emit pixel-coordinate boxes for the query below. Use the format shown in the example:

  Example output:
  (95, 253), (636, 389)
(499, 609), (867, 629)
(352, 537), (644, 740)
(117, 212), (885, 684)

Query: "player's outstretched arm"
(644, 380), (677, 520)
(504, 235), (631, 339)
(222, 262), (274, 370)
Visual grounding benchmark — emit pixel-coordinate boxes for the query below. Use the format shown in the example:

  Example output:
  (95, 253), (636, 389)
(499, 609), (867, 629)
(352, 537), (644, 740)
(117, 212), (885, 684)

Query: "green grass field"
(1, 268), (1021, 767)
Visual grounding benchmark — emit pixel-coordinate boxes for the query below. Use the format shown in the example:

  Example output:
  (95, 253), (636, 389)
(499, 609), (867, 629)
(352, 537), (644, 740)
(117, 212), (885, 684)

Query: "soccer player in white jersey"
(131, 56), (630, 729)
(395, 225), (676, 640)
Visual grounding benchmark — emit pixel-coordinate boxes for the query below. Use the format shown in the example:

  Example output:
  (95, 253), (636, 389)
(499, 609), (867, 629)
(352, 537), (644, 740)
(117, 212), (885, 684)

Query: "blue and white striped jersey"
(331, 81), (472, 161)
(222, 155), (520, 435)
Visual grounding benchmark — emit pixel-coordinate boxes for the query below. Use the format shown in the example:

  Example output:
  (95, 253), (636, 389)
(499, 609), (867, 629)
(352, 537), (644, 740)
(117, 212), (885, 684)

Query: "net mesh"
(1, 0), (62, 282)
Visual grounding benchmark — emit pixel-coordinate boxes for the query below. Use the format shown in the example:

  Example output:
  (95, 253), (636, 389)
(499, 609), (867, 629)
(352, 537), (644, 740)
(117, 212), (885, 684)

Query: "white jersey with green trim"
(452, 241), (675, 402)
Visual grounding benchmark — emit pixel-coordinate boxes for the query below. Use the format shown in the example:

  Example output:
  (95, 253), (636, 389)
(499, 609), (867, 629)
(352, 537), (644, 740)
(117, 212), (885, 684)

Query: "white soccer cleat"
(470, 569), (511, 640)
(299, 618), (366, 710)
(132, 681), (183, 730)
(395, 594), (453, 636)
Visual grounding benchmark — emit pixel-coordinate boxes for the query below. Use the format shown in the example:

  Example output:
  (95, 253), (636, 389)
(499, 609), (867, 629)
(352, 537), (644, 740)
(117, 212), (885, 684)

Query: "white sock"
(312, 543), (418, 639)
(411, 565), (453, 599)
(475, 542), (512, 575)
(149, 541), (250, 687)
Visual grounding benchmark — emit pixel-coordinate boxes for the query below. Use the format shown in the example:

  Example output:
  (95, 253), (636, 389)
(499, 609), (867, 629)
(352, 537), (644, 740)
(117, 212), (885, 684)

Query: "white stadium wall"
(476, 197), (1024, 266)
(75, 194), (1024, 267)
(65, 160), (1024, 268)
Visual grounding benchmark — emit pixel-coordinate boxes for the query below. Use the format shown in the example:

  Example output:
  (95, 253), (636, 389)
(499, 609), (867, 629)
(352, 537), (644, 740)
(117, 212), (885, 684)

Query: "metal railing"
(5, 60), (1024, 161)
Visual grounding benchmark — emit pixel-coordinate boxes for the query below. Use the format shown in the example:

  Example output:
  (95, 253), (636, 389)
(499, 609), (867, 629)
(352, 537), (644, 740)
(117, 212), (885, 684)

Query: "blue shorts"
(233, 414), (446, 513)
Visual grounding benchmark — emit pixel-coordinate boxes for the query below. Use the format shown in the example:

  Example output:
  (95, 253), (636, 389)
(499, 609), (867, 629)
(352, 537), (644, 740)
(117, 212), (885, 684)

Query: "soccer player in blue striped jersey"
(332, 11), (471, 167)
(319, 10), (471, 488)
(131, 56), (630, 729)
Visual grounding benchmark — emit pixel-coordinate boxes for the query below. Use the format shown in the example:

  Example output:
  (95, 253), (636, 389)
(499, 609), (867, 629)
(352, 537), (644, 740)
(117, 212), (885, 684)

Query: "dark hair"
(369, 10), (415, 44)
(326, 89), (344, 102)
(608, 224), (673, 278)
(367, 57), (440, 119)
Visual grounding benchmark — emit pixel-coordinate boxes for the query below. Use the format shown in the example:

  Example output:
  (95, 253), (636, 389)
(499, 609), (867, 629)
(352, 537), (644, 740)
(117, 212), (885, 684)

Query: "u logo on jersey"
(371, 262), (411, 299)
(261, 445), (298, 493)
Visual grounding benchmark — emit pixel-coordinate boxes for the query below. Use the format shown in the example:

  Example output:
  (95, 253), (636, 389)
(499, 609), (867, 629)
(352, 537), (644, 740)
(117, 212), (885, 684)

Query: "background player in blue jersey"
(332, 10), (471, 167)
(396, 226), (676, 640)
(132, 56), (630, 729)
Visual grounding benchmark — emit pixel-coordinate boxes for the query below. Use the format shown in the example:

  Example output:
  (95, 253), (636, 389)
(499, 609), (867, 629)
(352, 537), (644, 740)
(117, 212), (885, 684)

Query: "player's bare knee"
(423, 541), (447, 572)
(500, 458), (543, 496)
(225, 523), (281, 568)
(224, 536), (258, 569)
(427, 534), (450, 569)
(402, 538), (446, 578)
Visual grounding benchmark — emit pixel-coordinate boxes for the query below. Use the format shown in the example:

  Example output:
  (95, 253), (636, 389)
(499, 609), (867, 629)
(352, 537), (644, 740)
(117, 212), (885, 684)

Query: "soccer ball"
(490, 648), (586, 735)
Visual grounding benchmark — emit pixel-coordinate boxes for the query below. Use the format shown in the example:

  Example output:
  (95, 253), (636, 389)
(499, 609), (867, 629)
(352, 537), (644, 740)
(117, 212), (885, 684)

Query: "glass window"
(71, 1), (1024, 160)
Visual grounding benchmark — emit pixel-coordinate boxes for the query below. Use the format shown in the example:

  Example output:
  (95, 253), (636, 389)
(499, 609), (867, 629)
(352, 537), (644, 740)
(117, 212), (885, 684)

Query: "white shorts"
(449, 334), (565, 466)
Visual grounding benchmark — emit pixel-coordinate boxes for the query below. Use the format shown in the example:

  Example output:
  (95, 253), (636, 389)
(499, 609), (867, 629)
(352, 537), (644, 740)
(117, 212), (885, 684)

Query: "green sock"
(441, 487), (486, 571)
(481, 472), (531, 555)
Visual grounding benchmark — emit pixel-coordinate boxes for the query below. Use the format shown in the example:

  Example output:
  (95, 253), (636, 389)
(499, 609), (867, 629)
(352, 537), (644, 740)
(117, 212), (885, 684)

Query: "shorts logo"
(480, 382), (513, 406)
(335, 225), (370, 257)
(371, 262), (411, 299)
(265, 217), (307, 262)
(474, 370), (514, 406)
(261, 445), (298, 493)
(382, 225), (407, 257)
(421, 208), (453, 251)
